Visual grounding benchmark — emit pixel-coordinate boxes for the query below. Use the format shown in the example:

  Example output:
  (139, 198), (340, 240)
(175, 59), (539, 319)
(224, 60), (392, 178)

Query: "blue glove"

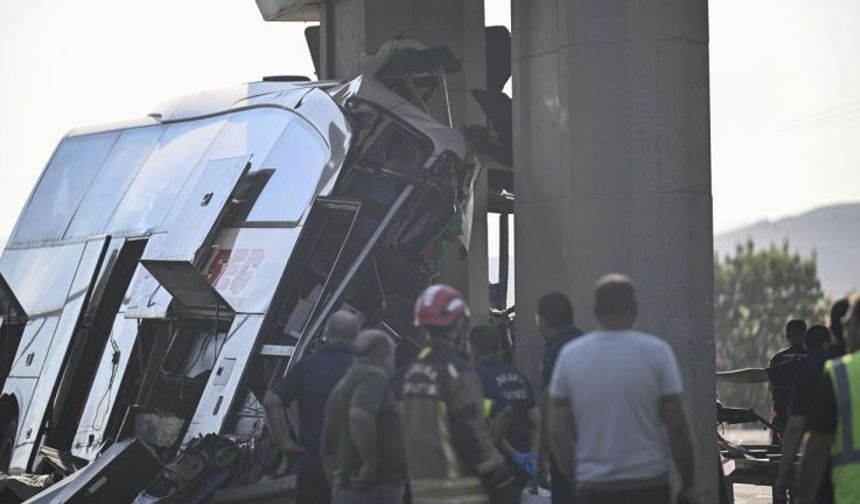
(514, 451), (538, 478)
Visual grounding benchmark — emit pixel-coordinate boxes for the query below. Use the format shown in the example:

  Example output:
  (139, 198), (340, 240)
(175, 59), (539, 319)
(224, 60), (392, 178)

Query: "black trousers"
(551, 459), (576, 504)
(579, 484), (671, 504)
(295, 471), (331, 504)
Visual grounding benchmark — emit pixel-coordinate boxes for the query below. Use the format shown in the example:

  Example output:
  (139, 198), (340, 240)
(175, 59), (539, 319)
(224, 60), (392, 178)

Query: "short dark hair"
(785, 319), (807, 343)
(830, 298), (849, 342)
(354, 329), (393, 359)
(594, 274), (637, 317)
(537, 292), (574, 328)
(804, 325), (830, 351)
(469, 325), (500, 356)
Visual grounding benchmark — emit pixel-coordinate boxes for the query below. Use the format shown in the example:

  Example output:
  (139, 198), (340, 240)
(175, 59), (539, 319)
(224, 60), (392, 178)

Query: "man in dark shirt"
(322, 330), (406, 504)
(770, 319), (808, 367)
(773, 325), (833, 503)
(263, 310), (359, 504)
(470, 325), (539, 479)
(536, 292), (582, 504)
(718, 319), (808, 442)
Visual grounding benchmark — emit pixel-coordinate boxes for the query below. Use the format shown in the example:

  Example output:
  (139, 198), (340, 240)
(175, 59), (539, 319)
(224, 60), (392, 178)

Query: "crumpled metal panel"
(328, 75), (467, 162)
(182, 314), (265, 442)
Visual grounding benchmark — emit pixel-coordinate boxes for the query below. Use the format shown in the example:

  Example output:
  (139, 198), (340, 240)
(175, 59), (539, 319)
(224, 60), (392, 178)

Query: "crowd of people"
(263, 273), (704, 504)
(718, 295), (860, 504)
(260, 267), (860, 504)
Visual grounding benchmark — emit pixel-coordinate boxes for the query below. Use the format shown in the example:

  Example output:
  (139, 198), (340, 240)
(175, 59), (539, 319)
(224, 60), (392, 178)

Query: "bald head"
(323, 310), (360, 343)
(593, 273), (638, 329)
(354, 329), (395, 374)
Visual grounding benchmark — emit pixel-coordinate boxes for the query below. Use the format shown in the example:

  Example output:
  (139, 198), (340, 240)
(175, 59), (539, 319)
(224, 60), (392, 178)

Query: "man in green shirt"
(322, 329), (406, 504)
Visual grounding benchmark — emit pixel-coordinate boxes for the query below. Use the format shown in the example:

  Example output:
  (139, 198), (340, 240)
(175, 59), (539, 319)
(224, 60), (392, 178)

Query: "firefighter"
(398, 284), (519, 504)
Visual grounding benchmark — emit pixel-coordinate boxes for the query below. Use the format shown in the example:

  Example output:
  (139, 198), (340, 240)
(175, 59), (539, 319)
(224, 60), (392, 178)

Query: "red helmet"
(414, 284), (471, 327)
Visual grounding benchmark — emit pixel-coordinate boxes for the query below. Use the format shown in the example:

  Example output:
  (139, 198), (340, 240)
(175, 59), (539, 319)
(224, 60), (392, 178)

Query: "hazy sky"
(1, 0), (858, 241)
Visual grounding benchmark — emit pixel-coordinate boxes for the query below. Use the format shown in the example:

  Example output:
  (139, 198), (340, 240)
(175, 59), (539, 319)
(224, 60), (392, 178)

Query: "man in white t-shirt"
(548, 274), (696, 504)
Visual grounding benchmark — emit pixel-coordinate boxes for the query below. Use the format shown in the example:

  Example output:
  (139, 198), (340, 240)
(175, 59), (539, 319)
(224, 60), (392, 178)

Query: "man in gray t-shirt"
(548, 274), (697, 504)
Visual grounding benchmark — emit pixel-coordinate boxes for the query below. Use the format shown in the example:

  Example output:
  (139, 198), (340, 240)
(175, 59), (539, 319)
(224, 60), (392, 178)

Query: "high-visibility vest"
(825, 351), (860, 504)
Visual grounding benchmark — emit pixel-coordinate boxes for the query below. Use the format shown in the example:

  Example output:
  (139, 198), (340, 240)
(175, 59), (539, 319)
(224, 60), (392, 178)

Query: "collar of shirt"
(788, 343), (805, 353)
(545, 326), (582, 349)
(428, 338), (459, 353)
(477, 353), (505, 365)
(422, 339), (472, 361)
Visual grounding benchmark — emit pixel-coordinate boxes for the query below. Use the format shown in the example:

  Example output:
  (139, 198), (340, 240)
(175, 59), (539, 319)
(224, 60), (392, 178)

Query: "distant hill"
(715, 203), (860, 297)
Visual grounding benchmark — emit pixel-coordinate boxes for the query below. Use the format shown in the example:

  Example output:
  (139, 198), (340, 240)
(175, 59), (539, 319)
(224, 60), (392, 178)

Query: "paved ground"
(733, 484), (773, 504)
(723, 427), (774, 504)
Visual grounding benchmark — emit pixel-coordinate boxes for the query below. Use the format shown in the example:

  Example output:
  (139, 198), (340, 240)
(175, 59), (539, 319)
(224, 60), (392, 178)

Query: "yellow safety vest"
(404, 347), (494, 504)
(825, 352), (860, 504)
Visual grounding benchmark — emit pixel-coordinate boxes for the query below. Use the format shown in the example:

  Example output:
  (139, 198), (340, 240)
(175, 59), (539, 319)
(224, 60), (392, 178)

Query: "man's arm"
(795, 432), (833, 504)
(716, 368), (769, 383)
(497, 405), (539, 478)
(548, 398), (575, 488)
(773, 415), (806, 502)
(262, 390), (303, 456)
(348, 406), (379, 489)
(660, 395), (696, 502)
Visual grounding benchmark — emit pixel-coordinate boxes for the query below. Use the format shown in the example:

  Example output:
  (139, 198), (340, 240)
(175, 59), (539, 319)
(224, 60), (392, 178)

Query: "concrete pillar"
(512, 0), (716, 501)
(326, 0), (490, 321)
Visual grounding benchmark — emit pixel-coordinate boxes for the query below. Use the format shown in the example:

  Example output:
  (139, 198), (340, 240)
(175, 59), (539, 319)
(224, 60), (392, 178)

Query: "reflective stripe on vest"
(482, 398), (494, 418)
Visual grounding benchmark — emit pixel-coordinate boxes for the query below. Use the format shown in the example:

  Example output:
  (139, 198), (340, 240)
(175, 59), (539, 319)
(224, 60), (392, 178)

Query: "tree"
(715, 240), (828, 418)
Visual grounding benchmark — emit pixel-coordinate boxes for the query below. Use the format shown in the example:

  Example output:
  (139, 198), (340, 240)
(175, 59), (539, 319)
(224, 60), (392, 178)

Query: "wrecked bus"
(0, 62), (485, 500)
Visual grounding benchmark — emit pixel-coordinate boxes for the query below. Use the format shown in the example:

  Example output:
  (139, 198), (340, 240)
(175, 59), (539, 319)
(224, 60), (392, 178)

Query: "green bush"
(715, 240), (829, 418)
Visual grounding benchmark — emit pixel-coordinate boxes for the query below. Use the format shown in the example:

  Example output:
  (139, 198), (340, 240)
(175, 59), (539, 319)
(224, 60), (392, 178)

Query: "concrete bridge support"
(320, 0), (491, 322)
(511, 0), (716, 500)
